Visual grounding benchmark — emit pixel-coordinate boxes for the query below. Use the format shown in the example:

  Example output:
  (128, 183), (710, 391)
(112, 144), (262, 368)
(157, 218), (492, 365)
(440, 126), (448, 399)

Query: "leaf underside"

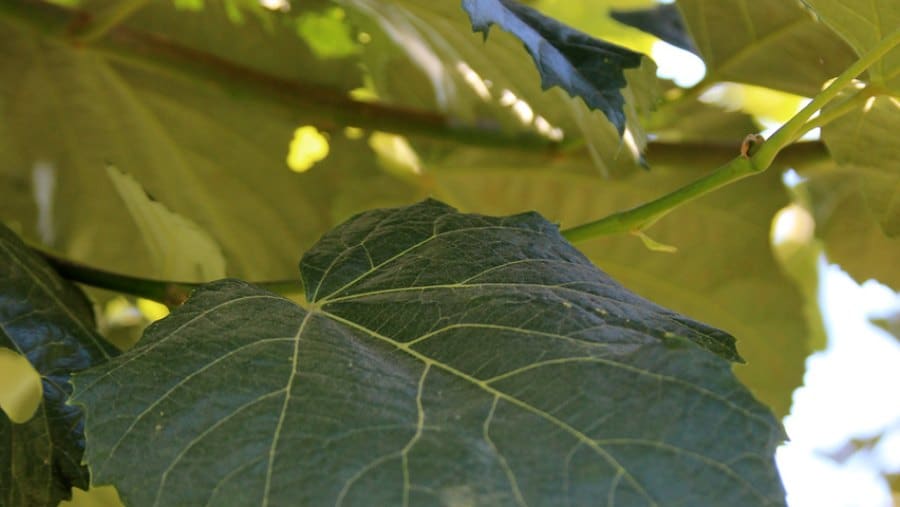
(677, 0), (857, 97)
(801, 0), (900, 91)
(0, 224), (117, 507)
(72, 200), (785, 507)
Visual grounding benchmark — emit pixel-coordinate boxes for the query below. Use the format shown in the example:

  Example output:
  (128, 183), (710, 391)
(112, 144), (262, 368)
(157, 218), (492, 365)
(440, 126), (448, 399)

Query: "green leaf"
(105, 166), (227, 281)
(646, 88), (758, 143)
(71, 200), (785, 506)
(432, 163), (809, 417)
(462, 0), (643, 134)
(820, 95), (900, 237)
(0, 223), (117, 507)
(295, 6), (362, 60)
(610, 3), (699, 56)
(677, 0), (858, 96)
(803, 169), (900, 289)
(0, 3), (418, 280)
(347, 0), (656, 176)
(801, 0), (900, 90)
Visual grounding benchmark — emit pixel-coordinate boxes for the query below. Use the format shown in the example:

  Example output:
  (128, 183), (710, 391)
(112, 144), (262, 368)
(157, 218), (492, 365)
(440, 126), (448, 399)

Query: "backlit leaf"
(71, 200), (785, 507)
(677, 0), (858, 96)
(820, 95), (900, 238)
(105, 166), (227, 281)
(0, 224), (117, 507)
(0, 2), (418, 280)
(801, 0), (900, 90)
(803, 169), (900, 289)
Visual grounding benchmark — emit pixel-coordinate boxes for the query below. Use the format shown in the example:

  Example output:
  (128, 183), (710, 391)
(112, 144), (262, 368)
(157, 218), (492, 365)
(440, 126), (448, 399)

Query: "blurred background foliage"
(0, 0), (898, 505)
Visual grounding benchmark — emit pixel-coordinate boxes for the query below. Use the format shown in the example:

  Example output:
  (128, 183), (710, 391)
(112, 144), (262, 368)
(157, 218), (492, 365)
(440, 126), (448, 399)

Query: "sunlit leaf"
(296, 6), (361, 60)
(0, 3), (418, 280)
(58, 486), (124, 507)
(286, 126), (331, 173)
(532, 0), (659, 55)
(801, 0), (900, 91)
(0, 348), (42, 423)
(369, 132), (423, 176)
(803, 169), (900, 290)
(821, 95), (900, 237)
(105, 166), (227, 281)
(0, 224), (117, 507)
(72, 200), (785, 507)
(677, 0), (858, 96)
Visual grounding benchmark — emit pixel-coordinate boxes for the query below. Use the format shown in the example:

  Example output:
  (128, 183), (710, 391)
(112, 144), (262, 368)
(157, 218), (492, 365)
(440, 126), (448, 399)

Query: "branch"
(37, 248), (302, 307)
(562, 25), (900, 243)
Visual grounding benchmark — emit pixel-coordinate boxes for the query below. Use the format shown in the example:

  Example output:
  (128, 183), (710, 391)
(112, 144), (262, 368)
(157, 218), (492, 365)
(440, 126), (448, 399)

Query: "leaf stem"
(561, 157), (753, 242)
(36, 248), (302, 307)
(562, 25), (900, 243)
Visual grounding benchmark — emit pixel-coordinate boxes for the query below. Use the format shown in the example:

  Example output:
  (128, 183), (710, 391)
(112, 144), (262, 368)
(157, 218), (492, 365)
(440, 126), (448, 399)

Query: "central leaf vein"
(319, 309), (657, 506)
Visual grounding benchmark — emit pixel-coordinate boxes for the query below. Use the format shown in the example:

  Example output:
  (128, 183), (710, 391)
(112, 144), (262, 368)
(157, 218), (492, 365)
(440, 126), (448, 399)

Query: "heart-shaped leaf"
(71, 200), (785, 506)
(0, 224), (117, 506)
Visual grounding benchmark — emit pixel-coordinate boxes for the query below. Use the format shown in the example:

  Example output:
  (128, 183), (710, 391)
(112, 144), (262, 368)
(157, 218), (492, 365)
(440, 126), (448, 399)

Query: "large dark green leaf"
(432, 161), (809, 418)
(801, 0), (900, 90)
(462, 0), (643, 135)
(677, 0), (858, 96)
(71, 200), (785, 506)
(0, 224), (117, 507)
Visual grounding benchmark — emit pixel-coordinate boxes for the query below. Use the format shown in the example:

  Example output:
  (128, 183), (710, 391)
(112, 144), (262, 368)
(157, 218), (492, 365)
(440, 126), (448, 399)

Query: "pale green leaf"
(804, 169), (900, 289)
(105, 166), (227, 281)
(0, 4), (418, 280)
(801, 0), (900, 90)
(0, 224), (117, 507)
(821, 95), (900, 237)
(295, 6), (362, 60)
(71, 200), (785, 507)
(678, 0), (858, 96)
